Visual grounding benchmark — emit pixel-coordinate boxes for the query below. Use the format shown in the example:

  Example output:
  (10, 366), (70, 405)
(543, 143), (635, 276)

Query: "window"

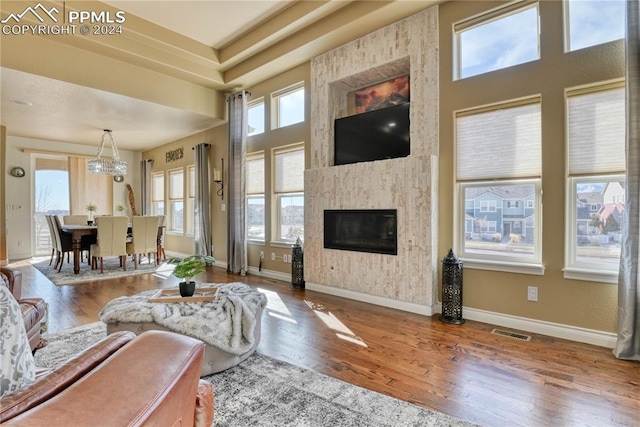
(246, 152), (265, 241)
(186, 166), (195, 235)
(565, 84), (625, 280)
(456, 98), (542, 271)
(168, 169), (184, 232)
(152, 172), (165, 216)
(272, 83), (304, 129)
(248, 99), (265, 136)
(565, 0), (626, 52)
(454, 3), (539, 80)
(273, 144), (304, 242)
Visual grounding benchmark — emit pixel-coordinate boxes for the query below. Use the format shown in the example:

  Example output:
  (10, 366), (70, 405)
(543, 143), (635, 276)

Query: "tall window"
(248, 99), (265, 136)
(152, 172), (165, 216)
(272, 83), (305, 129)
(454, 3), (539, 80)
(565, 83), (625, 280)
(456, 98), (542, 270)
(246, 152), (265, 241)
(168, 169), (184, 232)
(186, 166), (195, 235)
(273, 144), (304, 242)
(565, 0), (626, 52)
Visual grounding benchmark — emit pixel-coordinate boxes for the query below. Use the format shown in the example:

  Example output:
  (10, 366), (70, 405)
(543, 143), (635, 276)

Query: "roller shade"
(247, 154), (264, 195)
(274, 147), (304, 193)
(152, 174), (164, 201)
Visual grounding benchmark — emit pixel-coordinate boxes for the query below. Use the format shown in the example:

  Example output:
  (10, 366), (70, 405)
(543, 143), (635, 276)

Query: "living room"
(1, 0), (638, 425)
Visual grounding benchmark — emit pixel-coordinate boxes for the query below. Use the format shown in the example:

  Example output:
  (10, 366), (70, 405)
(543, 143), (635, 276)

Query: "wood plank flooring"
(12, 261), (640, 426)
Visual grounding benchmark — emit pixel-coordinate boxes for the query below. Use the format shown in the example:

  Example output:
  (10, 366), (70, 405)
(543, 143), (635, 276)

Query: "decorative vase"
(179, 281), (196, 297)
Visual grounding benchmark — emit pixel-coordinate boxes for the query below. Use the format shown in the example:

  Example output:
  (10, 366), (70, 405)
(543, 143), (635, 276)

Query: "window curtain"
(227, 91), (249, 275)
(68, 157), (113, 215)
(194, 143), (212, 256)
(614, 0), (640, 361)
(140, 159), (153, 216)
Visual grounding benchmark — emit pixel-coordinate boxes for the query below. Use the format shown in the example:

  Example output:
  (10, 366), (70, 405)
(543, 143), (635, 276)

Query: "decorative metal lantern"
(291, 237), (305, 289)
(439, 249), (465, 324)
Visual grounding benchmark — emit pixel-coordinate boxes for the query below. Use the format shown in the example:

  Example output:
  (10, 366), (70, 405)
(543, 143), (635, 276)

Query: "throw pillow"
(0, 285), (35, 397)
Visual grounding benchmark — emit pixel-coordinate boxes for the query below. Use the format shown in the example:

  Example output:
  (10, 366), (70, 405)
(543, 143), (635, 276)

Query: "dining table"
(61, 223), (167, 274)
(61, 225), (97, 274)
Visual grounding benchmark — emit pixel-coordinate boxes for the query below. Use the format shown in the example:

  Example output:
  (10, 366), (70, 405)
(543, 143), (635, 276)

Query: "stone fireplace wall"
(305, 7), (439, 313)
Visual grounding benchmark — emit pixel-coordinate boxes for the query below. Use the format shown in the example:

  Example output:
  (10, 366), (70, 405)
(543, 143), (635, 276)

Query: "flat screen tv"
(334, 102), (410, 166)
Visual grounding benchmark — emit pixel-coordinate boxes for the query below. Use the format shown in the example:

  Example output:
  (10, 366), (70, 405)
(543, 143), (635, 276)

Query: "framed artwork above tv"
(354, 75), (410, 114)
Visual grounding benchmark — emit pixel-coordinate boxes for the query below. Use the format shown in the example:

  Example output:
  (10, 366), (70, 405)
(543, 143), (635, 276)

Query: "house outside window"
(564, 0), (626, 52)
(246, 152), (265, 241)
(456, 98), (542, 272)
(168, 168), (184, 233)
(248, 99), (265, 136)
(152, 172), (164, 216)
(273, 144), (304, 242)
(454, 2), (540, 80)
(272, 83), (304, 129)
(565, 83), (625, 282)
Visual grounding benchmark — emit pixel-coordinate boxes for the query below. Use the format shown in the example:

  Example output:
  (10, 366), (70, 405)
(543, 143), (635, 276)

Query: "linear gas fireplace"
(324, 209), (397, 255)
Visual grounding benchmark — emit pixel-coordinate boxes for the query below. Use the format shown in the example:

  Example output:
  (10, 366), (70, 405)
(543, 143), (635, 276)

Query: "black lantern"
(439, 249), (465, 325)
(291, 237), (305, 289)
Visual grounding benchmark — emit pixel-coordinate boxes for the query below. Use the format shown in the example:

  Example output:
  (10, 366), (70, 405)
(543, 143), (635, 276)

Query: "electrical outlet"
(271, 252), (275, 261)
(260, 251), (264, 260)
(221, 204), (226, 211)
(527, 286), (538, 302)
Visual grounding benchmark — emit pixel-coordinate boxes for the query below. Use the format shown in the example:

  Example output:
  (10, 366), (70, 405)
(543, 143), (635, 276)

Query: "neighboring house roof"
(576, 191), (603, 205)
(465, 185), (535, 201)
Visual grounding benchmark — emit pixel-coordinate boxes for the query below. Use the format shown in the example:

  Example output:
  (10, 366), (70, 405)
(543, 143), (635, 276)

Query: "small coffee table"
(99, 283), (266, 376)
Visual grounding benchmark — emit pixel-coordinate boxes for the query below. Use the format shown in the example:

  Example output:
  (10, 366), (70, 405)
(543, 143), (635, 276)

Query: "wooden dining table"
(61, 225), (97, 274)
(61, 224), (167, 274)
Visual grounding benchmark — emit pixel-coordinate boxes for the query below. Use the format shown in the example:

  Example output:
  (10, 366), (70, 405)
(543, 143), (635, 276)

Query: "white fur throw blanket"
(99, 283), (267, 355)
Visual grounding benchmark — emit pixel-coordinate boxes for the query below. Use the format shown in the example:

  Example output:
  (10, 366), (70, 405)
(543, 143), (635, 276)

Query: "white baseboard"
(435, 303), (617, 348)
(305, 282), (436, 316)
(247, 266), (291, 283)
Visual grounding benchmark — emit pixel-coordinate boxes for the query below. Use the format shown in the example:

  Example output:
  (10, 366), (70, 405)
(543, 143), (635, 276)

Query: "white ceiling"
(1, 0), (439, 151)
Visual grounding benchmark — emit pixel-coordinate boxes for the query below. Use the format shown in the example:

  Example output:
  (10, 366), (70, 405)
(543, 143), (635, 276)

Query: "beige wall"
(438, 1), (625, 333)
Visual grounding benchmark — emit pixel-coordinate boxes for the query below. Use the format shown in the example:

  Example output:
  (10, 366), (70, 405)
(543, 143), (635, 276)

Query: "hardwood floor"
(12, 260), (639, 427)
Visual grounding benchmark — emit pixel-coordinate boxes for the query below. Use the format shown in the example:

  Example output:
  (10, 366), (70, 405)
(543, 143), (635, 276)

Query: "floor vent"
(491, 328), (531, 341)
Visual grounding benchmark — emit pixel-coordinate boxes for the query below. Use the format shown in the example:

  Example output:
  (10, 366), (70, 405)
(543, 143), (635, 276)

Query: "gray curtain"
(194, 143), (212, 256)
(140, 159), (152, 215)
(227, 91), (248, 275)
(614, 0), (640, 361)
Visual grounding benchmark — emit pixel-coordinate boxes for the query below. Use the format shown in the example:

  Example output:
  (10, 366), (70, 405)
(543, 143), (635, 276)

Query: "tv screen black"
(334, 103), (410, 166)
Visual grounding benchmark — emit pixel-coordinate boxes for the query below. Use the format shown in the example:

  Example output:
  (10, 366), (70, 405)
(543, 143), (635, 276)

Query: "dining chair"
(62, 215), (89, 225)
(126, 216), (160, 269)
(51, 215), (73, 272)
(90, 216), (129, 273)
(44, 215), (57, 266)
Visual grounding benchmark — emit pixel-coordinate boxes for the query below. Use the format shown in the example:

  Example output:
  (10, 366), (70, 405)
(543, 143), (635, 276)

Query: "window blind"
(567, 86), (625, 176)
(246, 155), (264, 195)
(169, 170), (183, 199)
(152, 174), (164, 201)
(456, 101), (541, 181)
(274, 147), (304, 193)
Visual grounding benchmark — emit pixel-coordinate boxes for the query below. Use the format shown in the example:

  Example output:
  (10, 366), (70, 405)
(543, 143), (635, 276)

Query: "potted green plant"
(166, 255), (215, 297)
(86, 203), (98, 224)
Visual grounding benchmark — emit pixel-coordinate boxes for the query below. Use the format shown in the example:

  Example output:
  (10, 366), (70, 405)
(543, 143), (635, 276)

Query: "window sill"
(270, 240), (295, 248)
(563, 267), (618, 284)
(248, 239), (266, 246)
(460, 258), (545, 275)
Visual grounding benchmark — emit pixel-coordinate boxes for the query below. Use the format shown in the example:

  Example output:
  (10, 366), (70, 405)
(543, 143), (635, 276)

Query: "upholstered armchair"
(126, 216), (160, 269)
(90, 216), (129, 273)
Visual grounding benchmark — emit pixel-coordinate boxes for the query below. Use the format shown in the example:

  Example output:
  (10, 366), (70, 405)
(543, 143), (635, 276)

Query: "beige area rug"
(29, 255), (175, 286)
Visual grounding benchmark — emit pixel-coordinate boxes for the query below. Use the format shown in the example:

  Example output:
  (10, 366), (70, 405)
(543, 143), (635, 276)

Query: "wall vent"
(491, 328), (531, 341)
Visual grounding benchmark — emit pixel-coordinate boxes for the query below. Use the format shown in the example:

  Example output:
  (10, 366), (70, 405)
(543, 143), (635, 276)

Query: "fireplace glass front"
(324, 209), (397, 255)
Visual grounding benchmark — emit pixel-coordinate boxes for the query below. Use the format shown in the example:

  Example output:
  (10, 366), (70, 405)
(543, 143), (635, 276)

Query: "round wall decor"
(10, 167), (25, 178)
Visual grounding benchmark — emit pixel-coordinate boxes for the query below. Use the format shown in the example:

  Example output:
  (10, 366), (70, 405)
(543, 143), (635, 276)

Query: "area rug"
(29, 256), (174, 286)
(35, 322), (476, 427)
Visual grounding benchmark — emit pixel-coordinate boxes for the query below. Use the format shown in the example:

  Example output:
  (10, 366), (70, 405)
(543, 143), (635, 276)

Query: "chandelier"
(87, 129), (127, 175)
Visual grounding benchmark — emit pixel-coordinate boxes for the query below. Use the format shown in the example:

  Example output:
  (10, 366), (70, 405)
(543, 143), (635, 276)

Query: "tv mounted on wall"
(334, 102), (410, 166)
